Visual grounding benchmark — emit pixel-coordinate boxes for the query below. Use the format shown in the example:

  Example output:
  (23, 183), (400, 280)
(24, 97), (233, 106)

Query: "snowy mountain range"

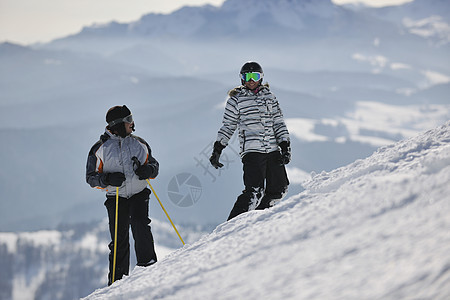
(39, 0), (450, 79)
(85, 121), (450, 300)
(0, 0), (448, 246)
(48, 0), (450, 43)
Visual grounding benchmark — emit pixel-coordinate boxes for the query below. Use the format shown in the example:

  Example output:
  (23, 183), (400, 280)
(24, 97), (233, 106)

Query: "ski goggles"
(108, 114), (133, 127)
(241, 72), (263, 82)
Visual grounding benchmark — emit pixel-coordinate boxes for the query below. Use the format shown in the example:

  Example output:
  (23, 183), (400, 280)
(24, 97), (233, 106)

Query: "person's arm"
(134, 137), (159, 179)
(86, 140), (126, 187)
(210, 95), (239, 168)
(86, 141), (108, 188)
(217, 96), (240, 147)
(272, 98), (290, 144)
(144, 146), (159, 179)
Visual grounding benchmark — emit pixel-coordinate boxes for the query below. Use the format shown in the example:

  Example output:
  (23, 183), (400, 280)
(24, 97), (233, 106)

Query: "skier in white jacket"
(210, 61), (291, 220)
(86, 105), (159, 285)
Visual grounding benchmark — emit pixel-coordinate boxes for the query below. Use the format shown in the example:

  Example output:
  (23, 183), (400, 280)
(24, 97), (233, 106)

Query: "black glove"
(132, 156), (154, 180)
(105, 172), (126, 187)
(279, 141), (291, 165)
(209, 141), (225, 169)
(135, 164), (155, 180)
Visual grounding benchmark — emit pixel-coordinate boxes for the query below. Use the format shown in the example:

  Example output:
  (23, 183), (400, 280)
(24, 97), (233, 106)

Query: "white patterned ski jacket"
(216, 84), (290, 157)
(86, 130), (159, 198)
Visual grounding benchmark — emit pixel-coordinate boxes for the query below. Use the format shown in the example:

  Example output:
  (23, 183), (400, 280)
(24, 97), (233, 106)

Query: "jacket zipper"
(119, 139), (127, 198)
(242, 130), (246, 153)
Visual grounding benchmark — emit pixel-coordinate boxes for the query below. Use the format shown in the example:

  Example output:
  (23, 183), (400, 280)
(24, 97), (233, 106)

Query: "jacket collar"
(228, 83), (270, 97)
(243, 84), (267, 95)
(104, 128), (128, 141)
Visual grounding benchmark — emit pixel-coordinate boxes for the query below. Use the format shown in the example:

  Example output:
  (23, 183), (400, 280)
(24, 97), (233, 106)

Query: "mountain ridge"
(44, 0), (449, 44)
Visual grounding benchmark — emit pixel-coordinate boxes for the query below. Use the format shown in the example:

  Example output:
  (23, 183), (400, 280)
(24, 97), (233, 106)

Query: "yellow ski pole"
(112, 187), (119, 284)
(146, 179), (185, 246)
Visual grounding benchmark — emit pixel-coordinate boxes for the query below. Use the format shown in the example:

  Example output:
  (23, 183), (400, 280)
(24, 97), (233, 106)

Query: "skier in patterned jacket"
(86, 105), (159, 285)
(210, 61), (291, 220)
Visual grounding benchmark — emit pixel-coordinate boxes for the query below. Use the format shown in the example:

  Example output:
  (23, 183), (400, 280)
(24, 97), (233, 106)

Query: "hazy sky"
(0, 0), (413, 45)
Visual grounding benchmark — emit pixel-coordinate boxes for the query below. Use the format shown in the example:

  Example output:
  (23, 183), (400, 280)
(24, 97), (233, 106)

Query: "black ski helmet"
(240, 61), (263, 74)
(106, 105), (134, 137)
(240, 61), (264, 84)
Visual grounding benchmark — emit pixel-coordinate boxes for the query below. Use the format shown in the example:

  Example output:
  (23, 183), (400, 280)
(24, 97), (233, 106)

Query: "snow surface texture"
(85, 121), (450, 300)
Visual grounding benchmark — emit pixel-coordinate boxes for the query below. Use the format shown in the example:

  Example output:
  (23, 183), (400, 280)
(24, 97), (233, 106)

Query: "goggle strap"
(108, 115), (133, 127)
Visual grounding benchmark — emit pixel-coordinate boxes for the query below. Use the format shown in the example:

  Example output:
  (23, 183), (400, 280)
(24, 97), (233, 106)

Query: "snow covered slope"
(85, 121), (450, 299)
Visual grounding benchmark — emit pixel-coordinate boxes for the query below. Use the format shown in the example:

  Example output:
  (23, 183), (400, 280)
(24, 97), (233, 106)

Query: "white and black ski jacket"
(216, 84), (290, 157)
(86, 130), (159, 198)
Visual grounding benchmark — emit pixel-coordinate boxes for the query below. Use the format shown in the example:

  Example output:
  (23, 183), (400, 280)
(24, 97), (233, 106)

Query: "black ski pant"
(105, 188), (157, 285)
(227, 151), (289, 220)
